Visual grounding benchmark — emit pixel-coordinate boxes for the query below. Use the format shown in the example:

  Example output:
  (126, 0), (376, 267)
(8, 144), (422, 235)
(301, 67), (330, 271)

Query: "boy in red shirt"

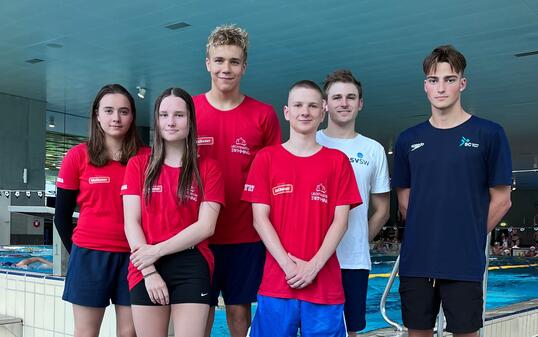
(194, 25), (281, 337)
(242, 81), (362, 336)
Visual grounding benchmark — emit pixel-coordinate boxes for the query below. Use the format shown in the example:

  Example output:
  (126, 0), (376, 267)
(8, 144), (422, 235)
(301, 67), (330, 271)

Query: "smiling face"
(158, 95), (189, 144)
(284, 86), (325, 135)
(326, 81), (363, 127)
(96, 93), (134, 140)
(424, 62), (467, 112)
(205, 45), (246, 94)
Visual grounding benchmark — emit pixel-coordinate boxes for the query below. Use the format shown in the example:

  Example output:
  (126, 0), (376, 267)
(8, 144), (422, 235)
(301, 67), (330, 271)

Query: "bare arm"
(252, 203), (296, 279)
(396, 188), (410, 220)
(130, 202), (221, 268)
(487, 185), (512, 232)
(287, 205), (350, 289)
(368, 192), (390, 242)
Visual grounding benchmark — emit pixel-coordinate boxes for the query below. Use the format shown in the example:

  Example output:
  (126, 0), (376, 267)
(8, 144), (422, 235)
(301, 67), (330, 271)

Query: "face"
(158, 96), (189, 143)
(424, 62), (467, 112)
(325, 82), (363, 126)
(206, 45), (246, 93)
(284, 87), (325, 135)
(96, 94), (134, 139)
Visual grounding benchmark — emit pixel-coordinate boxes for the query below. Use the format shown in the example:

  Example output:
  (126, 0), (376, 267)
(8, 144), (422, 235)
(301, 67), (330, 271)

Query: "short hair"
(423, 45), (467, 76)
(288, 80), (323, 99)
(206, 24), (249, 61)
(323, 69), (363, 99)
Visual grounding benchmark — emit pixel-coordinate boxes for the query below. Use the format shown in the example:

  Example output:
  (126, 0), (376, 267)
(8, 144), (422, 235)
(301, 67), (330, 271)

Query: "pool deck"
(361, 298), (538, 336)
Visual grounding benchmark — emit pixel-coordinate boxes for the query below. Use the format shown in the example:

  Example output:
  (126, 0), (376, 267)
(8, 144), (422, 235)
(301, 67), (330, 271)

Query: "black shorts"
(399, 276), (483, 334)
(341, 269), (369, 332)
(209, 241), (265, 306)
(130, 248), (210, 305)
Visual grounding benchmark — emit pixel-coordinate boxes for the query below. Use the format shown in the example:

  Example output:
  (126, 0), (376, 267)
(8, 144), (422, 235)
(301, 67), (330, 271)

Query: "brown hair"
(288, 80), (323, 99)
(144, 88), (203, 204)
(323, 69), (363, 99)
(423, 45), (467, 76)
(206, 24), (249, 61)
(88, 84), (142, 166)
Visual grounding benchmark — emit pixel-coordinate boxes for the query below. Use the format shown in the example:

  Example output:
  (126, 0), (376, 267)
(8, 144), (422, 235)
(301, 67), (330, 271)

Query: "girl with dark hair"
(54, 83), (145, 337)
(122, 88), (224, 337)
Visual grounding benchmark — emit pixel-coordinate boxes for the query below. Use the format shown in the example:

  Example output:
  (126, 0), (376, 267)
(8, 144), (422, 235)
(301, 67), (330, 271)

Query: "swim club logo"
(410, 143), (425, 151)
(121, 184), (128, 191)
(185, 186), (198, 202)
(197, 137), (214, 146)
(349, 152), (369, 166)
(88, 176), (110, 184)
(244, 184), (255, 192)
(311, 183), (328, 203)
(231, 137), (251, 156)
(459, 136), (479, 148)
(57, 177), (64, 183)
(272, 184), (293, 195)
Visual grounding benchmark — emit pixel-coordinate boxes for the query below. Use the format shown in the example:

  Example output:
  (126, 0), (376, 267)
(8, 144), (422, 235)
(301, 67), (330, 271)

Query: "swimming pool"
(0, 245), (53, 274)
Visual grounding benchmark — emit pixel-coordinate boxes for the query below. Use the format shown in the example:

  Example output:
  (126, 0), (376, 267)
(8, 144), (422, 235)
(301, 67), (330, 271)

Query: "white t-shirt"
(316, 130), (390, 270)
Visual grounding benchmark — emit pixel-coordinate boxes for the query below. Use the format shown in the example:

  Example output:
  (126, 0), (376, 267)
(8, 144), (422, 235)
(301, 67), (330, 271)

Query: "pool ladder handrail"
(378, 233), (491, 336)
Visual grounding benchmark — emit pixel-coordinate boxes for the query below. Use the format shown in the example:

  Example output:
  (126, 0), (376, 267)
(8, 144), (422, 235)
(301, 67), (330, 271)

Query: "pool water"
(0, 245), (53, 273)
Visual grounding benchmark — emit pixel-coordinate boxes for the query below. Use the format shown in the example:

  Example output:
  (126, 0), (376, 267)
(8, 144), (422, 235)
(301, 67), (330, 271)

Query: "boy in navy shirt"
(392, 45), (512, 337)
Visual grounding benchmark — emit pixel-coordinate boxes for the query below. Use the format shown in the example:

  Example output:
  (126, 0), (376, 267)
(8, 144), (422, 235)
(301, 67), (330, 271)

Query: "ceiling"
(1, 0), (537, 188)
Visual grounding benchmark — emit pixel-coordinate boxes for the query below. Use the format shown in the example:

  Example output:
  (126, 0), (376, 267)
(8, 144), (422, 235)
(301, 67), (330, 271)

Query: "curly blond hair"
(206, 24), (249, 61)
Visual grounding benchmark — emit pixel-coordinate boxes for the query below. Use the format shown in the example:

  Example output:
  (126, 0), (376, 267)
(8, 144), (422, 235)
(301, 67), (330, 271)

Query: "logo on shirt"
(459, 136), (479, 148)
(56, 177), (64, 183)
(197, 137), (214, 146)
(349, 152), (370, 166)
(410, 143), (425, 151)
(185, 186), (198, 202)
(272, 184), (293, 195)
(244, 184), (255, 192)
(121, 184), (128, 191)
(231, 137), (251, 156)
(89, 176), (110, 184)
(151, 185), (163, 193)
(311, 183), (328, 203)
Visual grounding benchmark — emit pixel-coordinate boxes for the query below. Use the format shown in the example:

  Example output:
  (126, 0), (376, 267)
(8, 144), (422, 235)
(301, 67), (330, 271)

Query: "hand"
(131, 244), (161, 270)
(280, 257), (297, 281)
(144, 272), (169, 305)
(286, 253), (320, 289)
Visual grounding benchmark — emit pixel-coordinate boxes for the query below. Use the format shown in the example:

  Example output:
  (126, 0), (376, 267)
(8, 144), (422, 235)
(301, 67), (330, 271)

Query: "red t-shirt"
(56, 143), (149, 252)
(121, 152), (225, 289)
(242, 145), (362, 304)
(194, 94), (281, 244)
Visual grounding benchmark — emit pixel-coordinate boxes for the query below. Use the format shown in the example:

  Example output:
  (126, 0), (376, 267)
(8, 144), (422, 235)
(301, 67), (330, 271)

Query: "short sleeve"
(371, 145), (391, 194)
(201, 159), (225, 206)
(336, 153), (362, 209)
(487, 126), (512, 187)
(121, 156), (143, 196)
(392, 133), (410, 188)
(57, 145), (83, 190)
(263, 107), (282, 146)
(242, 151), (271, 205)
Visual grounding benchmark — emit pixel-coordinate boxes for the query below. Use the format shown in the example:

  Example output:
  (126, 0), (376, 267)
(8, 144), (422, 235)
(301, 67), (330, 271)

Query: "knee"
(117, 324), (136, 337)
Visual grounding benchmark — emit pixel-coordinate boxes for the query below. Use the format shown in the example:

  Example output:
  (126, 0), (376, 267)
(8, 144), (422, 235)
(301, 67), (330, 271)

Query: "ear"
(205, 57), (211, 72)
(283, 105), (290, 121)
(358, 97), (364, 111)
(242, 61), (247, 75)
(424, 79), (428, 93)
(321, 99), (327, 120)
(459, 77), (467, 92)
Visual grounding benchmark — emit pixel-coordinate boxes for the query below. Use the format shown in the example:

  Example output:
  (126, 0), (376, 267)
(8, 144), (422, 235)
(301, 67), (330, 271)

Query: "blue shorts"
(342, 269), (369, 332)
(63, 244), (130, 307)
(250, 295), (346, 337)
(209, 241), (265, 306)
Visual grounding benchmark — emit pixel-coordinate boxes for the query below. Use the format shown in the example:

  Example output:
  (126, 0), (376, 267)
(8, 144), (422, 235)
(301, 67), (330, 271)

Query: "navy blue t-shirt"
(392, 115), (512, 281)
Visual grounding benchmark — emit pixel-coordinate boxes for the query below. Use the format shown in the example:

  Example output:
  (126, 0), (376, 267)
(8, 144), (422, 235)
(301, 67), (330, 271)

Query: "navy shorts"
(341, 269), (369, 332)
(399, 276), (483, 334)
(130, 248), (211, 305)
(209, 241), (265, 306)
(63, 244), (130, 307)
(250, 295), (346, 337)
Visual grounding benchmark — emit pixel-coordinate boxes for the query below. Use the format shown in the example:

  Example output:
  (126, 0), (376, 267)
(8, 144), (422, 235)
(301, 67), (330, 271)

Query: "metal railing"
(378, 233), (492, 336)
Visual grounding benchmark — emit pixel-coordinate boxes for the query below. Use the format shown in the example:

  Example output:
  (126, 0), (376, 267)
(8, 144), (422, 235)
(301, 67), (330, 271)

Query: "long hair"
(144, 88), (203, 204)
(88, 84), (142, 166)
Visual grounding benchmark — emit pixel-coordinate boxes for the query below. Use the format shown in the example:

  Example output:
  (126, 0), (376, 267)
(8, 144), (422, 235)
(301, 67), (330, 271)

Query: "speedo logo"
(89, 176), (110, 184)
(459, 136), (479, 148)
(272, 184), (293, 195)
(197, 137), (214, 145)
(411, 143), (425, 151)
(349, 152), (369, 165)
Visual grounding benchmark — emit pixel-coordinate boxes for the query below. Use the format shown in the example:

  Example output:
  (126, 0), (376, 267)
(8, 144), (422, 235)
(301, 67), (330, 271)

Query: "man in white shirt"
(316, 69), (390, 336)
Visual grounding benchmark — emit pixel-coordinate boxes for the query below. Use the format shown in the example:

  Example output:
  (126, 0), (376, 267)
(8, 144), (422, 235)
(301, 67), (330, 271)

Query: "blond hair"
(206, 24), (249, 61)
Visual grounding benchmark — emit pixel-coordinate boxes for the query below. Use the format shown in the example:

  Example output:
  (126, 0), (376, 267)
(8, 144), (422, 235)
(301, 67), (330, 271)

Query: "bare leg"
(408, 329), (434, 337)
(226, 304), (251, 337)
(73, 304), (106, 337)
(171, 303), (210, 337)
(114, 305), (136, 337)
(454, 332), (478, 337)
(204, 306), (216, 337)
(347, 331), (357, 337)
(131, 305), (170, 337)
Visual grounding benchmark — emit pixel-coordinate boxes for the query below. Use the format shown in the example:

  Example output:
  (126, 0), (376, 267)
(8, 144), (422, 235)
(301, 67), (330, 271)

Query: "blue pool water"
(0, 245), (53, 273)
